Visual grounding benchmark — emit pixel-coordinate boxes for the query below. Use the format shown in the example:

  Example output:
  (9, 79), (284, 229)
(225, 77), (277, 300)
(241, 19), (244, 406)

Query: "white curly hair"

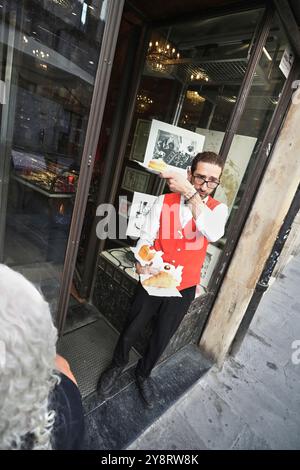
(0, 264), (59, 450)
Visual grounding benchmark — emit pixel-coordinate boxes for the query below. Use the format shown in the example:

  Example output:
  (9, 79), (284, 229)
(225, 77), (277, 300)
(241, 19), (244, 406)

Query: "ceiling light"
(136, 93), (154, 113)
(186, 91), (205, 105)
(263, 47), (272, 61)
(190, 70), (209, 82)
(146, 40), (180, 74)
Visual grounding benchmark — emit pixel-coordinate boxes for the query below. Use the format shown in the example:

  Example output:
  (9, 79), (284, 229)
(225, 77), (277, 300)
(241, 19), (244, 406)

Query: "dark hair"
(191, 151), (224, 175)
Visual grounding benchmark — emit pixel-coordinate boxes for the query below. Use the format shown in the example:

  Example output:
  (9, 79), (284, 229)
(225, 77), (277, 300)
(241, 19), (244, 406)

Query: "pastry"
(142, 271), (178, 289)
(148, 159), (167, 172)
(138, 245), (155, 262)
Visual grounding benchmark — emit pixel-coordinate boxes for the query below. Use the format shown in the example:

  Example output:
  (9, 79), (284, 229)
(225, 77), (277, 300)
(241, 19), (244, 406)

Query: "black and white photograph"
(144, 119), (205, 173)
(126, 191), (157, 238)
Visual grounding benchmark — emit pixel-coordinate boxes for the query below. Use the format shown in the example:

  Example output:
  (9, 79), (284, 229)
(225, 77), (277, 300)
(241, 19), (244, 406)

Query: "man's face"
(188, 161), (222, 199)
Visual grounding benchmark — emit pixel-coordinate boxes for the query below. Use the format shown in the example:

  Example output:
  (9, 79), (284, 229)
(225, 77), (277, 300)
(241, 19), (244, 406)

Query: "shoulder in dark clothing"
(50, 372), (85, 450)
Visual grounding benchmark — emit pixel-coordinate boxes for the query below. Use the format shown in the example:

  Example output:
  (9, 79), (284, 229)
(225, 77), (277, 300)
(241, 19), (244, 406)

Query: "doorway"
(59, 1), (294, 400)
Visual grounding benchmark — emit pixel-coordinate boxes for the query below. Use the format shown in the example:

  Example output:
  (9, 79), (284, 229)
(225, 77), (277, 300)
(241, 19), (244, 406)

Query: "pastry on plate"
(148, 159), (167, 172)
(138, 244), (155, 262)
(142, 271), (178, 289)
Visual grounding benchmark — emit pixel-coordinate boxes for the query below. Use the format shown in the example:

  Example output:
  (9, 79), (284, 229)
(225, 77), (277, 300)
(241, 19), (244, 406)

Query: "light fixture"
(146, 40), (180, 74)
(190, 71), (209, 82)
(33, 49), (50, 59)
(263, 46), (272, 61)
(186, 91), (205, 106)
(136, 93), (154, 113)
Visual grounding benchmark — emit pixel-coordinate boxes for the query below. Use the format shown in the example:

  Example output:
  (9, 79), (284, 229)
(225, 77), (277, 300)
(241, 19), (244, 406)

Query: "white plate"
(134, 160), (168, 175)
(140, 265), (183, 297)
(141, 284), (182, 297)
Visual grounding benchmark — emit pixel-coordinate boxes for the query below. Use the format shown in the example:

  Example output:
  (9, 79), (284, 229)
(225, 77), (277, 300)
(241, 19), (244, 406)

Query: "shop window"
(208, 12), (293, 286)
(0, 0), (108, 310)
(96, 7), (268, 314)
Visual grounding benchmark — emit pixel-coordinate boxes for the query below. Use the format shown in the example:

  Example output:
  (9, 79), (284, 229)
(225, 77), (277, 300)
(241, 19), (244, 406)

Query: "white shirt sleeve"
(195, 203), (228, 242)
(135, 195), (164, 253)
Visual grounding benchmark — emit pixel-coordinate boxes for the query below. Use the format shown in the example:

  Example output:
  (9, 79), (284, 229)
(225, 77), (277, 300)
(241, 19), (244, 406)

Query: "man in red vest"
(97, 151), (228, 407)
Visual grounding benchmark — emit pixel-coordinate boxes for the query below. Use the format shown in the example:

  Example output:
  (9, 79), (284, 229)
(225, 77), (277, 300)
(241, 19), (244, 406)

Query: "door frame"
(56, 0), (125, 335)
(78, 0), (270, 301)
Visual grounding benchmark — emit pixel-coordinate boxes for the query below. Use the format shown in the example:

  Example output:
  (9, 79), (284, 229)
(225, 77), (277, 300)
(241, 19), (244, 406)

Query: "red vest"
(152, 193), (221, 291)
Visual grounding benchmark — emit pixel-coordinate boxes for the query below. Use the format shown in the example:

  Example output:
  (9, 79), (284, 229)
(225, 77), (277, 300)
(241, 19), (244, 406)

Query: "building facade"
(0, 0), (299, 401)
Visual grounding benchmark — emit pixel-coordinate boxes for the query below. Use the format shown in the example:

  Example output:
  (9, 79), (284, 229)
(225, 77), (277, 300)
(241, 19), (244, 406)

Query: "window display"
(11, 149), (79, 195)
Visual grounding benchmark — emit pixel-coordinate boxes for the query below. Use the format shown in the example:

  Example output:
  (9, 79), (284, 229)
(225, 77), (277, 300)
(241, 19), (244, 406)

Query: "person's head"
(188, 151), (224, 199)
(0, 265), (58, 449)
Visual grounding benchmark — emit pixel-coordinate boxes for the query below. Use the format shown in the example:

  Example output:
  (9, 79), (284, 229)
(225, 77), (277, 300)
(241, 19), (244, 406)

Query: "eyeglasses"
(192, 174), (220, 189)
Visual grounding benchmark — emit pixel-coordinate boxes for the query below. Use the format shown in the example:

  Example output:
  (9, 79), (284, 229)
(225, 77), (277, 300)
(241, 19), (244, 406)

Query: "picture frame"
(196, 127), (257, 215)
(129, 119), (151, 162)
(200, 243), (222, 288)
(144, 119), (205, 174)
(121, 166), (151, 193)
(126, 191), (157, 238)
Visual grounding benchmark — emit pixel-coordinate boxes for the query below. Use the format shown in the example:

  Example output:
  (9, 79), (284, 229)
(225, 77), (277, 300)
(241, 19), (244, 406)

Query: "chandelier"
(136, 93), (154, 113)
(146, 40), (180, 74)
(190, 71), (209, 82)
(186, 91), (205, 106)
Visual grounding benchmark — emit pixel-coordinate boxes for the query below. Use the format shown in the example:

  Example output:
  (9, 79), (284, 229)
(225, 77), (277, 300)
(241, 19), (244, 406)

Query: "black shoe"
(135, 373), (159, 408)
(97, 363), (124, 394)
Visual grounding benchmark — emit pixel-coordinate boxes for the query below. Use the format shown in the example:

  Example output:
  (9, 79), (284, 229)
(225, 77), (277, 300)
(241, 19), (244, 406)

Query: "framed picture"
(144, 119), (205, 174)
(196, 127), (257, 215)
(200, 243), (222, 288)
(129, 119), (151, 162)
(126, 191), (157, 238)
(121, 166), (151, 193)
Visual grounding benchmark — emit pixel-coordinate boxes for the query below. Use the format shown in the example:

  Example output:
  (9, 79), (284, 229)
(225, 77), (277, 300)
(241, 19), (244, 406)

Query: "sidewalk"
(128, 253), (300, 450)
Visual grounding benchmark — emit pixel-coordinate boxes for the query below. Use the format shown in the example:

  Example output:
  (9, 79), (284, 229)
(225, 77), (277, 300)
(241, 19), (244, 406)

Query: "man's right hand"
(135, 261), (160, 275)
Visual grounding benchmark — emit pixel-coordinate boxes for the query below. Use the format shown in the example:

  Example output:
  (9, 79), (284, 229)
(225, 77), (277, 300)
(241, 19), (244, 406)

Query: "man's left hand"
(160, 170), (194, 195)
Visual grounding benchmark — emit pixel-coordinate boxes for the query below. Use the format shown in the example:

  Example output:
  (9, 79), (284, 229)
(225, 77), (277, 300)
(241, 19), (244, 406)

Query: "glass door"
(205, 11), (294, 292)
(85, 7), (266, 353)
(0, 0), (109, 314)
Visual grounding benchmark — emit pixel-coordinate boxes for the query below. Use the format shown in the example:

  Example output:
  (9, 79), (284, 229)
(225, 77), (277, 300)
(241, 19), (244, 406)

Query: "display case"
(11, 149), (79, 197)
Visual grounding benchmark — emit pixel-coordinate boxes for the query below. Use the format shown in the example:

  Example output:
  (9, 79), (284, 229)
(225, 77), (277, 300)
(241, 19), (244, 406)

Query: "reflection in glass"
(0, 0), (106, 312)
(219, 13), (291, 223)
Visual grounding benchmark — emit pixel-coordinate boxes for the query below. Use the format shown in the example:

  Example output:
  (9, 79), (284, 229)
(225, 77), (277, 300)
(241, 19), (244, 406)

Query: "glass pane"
(89, 8), (265, 323)
(205, 12), (292, 289)
(0, 1), (108, 312)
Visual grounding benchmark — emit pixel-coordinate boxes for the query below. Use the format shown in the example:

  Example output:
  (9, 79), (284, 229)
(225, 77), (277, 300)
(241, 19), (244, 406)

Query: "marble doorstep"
(82, 344), (212, 450)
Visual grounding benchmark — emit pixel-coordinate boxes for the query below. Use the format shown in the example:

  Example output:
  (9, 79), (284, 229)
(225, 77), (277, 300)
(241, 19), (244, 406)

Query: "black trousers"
(113, 283), (195, 377)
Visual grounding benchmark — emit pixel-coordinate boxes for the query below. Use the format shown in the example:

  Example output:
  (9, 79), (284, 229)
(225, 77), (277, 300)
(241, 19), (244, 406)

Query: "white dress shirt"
(136, 194), (228, 253)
